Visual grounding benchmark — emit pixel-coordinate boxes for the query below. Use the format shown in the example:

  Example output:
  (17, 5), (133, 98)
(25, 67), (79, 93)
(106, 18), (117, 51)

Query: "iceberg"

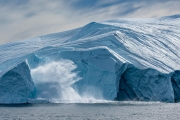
(0, 15), (180, 103)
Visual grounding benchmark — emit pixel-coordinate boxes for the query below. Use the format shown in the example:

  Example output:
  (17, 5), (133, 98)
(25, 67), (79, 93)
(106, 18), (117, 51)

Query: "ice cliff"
(0, 61), (34, 103)
(0, 15), (180, 103)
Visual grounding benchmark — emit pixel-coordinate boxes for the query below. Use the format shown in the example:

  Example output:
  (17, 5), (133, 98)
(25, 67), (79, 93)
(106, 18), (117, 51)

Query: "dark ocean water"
(0, 101), (180, 120)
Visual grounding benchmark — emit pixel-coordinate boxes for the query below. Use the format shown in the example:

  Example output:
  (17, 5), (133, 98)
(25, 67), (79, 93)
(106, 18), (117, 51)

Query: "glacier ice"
(0, 61), (35, 104)
(57, 47), (128, 100)
(0, 15), (180, 103)
(171, 71), (180, 102)
(116, 68), (174, 102)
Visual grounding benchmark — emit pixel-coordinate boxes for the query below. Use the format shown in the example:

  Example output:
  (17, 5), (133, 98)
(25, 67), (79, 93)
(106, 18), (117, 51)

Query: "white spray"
(31, 60), (107, 103)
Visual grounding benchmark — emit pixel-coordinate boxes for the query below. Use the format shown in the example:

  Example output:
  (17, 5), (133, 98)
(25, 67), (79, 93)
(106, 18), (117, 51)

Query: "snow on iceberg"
(0, 15), (180, 103)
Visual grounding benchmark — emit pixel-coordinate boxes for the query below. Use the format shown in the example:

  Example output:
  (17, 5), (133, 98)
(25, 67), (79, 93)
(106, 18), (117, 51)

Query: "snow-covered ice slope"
(0, 15), (180, 103)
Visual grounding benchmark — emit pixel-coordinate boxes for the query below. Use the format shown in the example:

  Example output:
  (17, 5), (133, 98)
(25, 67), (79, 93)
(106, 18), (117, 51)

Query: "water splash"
(31, 60), (107, 103)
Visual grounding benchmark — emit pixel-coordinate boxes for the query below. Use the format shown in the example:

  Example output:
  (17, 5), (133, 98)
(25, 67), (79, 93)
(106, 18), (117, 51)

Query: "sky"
(0, 0), (180, 44)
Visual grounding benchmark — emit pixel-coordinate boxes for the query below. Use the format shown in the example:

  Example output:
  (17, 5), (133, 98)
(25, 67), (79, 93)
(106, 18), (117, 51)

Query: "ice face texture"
(0, 15), (180, 103)
(116, 68), (174, 102)
(0, 62), (35, 104)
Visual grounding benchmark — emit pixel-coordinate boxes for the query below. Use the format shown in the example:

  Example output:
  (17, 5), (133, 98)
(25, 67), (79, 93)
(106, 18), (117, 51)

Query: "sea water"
(1, 102), (180, 120)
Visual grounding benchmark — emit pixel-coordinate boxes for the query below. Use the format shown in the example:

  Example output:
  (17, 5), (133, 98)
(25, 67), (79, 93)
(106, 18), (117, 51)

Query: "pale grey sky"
(0, 0), (180, 44)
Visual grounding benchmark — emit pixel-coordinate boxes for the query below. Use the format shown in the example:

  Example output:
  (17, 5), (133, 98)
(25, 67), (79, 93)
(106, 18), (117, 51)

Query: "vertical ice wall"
(57, 48), (128, 100)
(116, 67), (174, 102)
(0, 62), (35, 104)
